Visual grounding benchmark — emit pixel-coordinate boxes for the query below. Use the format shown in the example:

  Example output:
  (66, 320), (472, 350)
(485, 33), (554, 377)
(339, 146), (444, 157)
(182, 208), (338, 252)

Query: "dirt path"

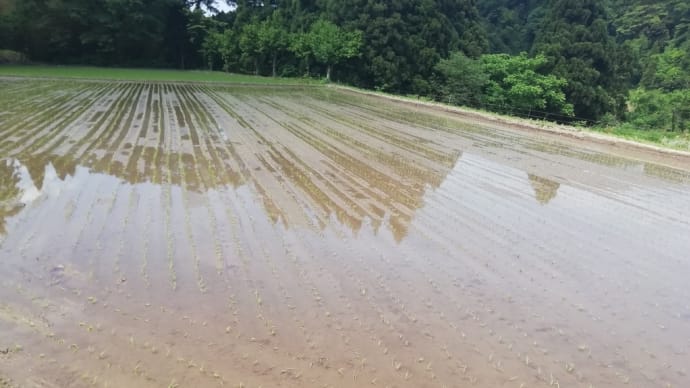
(1, 79), (689, 387)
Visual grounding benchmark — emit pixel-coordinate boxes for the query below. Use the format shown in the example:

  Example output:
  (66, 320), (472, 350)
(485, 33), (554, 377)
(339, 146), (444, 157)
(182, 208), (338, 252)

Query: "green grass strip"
(0, 65), (319, 85)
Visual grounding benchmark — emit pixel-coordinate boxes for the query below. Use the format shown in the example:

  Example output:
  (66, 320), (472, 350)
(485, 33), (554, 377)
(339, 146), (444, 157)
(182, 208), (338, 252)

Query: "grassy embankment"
(1, 65), (688, 152)
(388, 89), (690, 153)
(589, 124), (690, 151)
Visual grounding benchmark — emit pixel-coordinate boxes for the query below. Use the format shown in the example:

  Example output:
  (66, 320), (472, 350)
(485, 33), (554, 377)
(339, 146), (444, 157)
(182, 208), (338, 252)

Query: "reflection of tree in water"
(528, 142), (690, 185)
(0, 156), (80, 236)
(0, 145), (463, 242)
(644, 162), (690, 184)
(528, 174), (560, 205)
(0, 160), (24, 235)
(0, 82), (464, 243)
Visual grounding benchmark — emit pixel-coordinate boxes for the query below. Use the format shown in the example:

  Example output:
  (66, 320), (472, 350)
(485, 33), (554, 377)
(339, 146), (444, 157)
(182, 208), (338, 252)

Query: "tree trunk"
(272, 52), (277, 77)
(672, 109), (677, 132)
(326, 65), (332, 81)
(254, 57), (259, 75)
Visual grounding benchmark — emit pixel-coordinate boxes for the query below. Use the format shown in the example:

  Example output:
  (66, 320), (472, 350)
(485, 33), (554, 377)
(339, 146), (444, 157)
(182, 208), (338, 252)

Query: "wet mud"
(1, 79), (690, 387)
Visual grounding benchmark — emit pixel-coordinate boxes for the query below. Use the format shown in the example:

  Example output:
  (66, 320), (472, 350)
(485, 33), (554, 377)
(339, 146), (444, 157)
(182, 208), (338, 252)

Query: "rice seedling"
(1, 78), (689, 388)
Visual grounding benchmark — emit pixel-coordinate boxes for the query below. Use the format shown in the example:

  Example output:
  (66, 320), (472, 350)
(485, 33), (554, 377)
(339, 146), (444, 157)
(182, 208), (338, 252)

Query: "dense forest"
(0, 0), (689, 130)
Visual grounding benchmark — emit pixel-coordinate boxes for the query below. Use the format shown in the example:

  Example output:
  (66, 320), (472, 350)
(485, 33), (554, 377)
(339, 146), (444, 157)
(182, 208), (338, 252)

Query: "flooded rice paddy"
(1, 79), (690, 388)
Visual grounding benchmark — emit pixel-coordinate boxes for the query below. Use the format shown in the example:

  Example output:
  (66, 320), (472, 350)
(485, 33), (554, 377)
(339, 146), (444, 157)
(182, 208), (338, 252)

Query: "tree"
(257, 12), (289, 77)
(0, 0), (14, 54)
(643, 46), (690, 91)
(434, 52), (487, 104)
(533, 0), (631, 122)
(290, 31), (313, 76)
(308, 19), (361, 81)
(478, 0), (543, 54)
(201, 30), (225, 70)
(218, 28), (241, 72)
(630, 43), (690, 132)
(239, 21), (262, 74)
(611, 0), (690, 50)
(436, 0), (488, 58)
(628, 88), (690, 132)
(481, 53), (573, 118)
(321, 0), (485, 93)
(434, 51), (573, 118)
(187, 8), (213, 68)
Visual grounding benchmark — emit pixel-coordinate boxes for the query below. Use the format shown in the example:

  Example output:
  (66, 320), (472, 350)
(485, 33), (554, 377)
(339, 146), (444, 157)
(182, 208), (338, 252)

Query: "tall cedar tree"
(533, 0), (631, 122)
(478, 0), (543, 54)
(322, 0), (486, 94)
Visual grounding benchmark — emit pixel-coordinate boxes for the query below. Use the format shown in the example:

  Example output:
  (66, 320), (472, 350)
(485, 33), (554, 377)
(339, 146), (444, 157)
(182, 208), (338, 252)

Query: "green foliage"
(435, 52), (573, 118)
(0, 49), (24, 64)
(0, 0), (487, 91)
(2, 0), (195, 67)
(628, 88), (690, 132)
(0, 0), (13, 49)
(200, 31), (225, 71)
(478, 0), (544, 54)
(481, 53), (573, 117)
(533, 0), (631, 122)
(322, 0), (486, 93)
(218, 29), (241, 72)
(239, 21), (261, 74)
(233, 14), (291, 76)
(434, 52), (487, 105)
(593, 123), (690, 149)
(612, 0), (690, 50)
(642, 47), (690, 91)
(308, 19), (362, 80)
(257, 13), (290, 77)
(1, 0), (689, 134)
(289, 31), (313, 75)
(196, 15), (228, 71)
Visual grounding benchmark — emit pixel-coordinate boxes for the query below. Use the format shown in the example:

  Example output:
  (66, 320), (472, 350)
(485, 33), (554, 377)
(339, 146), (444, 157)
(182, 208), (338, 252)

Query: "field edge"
(331, 84), (690, 164)
(0, 65), (318, 86)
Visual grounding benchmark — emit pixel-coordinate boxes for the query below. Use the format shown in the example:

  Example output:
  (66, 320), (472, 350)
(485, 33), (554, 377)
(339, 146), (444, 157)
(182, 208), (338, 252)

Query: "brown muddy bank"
(1, 79), (689, 387)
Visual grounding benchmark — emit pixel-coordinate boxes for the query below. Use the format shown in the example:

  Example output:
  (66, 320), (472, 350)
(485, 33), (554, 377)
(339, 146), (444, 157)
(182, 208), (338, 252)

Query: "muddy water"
(1, 79), (690, 388)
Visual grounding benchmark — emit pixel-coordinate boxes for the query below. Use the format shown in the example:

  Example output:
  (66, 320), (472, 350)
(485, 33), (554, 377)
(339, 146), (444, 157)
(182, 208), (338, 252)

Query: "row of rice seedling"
(0, 277), (163, 387)
(189, 90), (308, 370)
(3, 84), (111, 159)
(265, 96), (452, 185)
(157, 85), (179, 292)
(160, 87), (548, 384)
(168, 86), (207, 294)
(299, 96), (457, 165)
(172, 84), (225, 278)
(402, 157), (687, 386)
(196, 102), (439, 382)
(2, 79), (689, 387)
(404, 177), (589, 386)
(52, 89), (151, 280)
(0, 82), (92, 149)
(188, 89), (359, 383)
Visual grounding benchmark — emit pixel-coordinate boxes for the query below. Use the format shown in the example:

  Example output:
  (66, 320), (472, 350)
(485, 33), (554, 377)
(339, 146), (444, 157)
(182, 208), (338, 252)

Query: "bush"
(628, 88), (690, 132)
(0, 50), (26, 64)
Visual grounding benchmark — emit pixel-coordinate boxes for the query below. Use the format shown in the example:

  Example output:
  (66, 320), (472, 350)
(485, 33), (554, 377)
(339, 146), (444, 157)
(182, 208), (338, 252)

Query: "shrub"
(0, 50), (26, 64)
